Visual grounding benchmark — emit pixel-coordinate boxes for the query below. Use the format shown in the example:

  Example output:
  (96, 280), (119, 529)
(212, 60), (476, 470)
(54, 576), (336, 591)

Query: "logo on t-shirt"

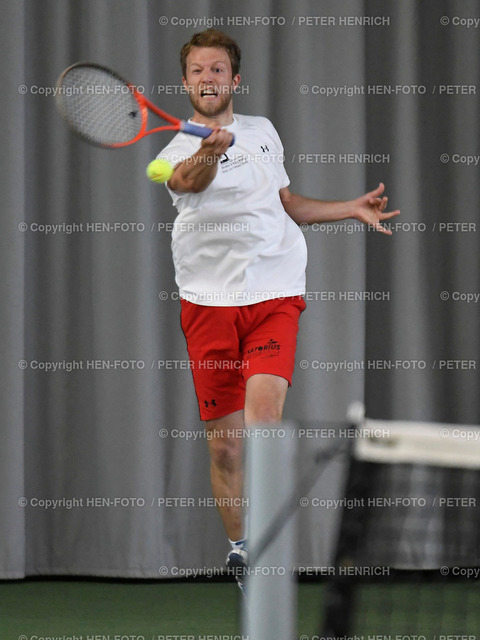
(218, 152), (249, 173)
(247, 339), (281, 358)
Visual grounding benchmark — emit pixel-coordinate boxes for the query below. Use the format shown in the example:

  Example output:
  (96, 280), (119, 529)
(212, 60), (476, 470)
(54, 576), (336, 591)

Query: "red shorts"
(180, 296), (306, 421)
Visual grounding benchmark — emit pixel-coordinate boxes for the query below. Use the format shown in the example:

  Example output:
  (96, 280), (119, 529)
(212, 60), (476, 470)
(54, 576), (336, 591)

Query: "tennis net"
(320, 418), (480, 636)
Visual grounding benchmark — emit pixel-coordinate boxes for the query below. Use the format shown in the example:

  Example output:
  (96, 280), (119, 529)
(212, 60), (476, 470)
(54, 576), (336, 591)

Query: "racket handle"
(180, 121), (235, 146)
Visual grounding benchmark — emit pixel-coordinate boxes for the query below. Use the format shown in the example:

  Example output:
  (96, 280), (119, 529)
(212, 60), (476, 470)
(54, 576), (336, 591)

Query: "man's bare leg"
(205, 409), (245, 541)
(244, 373), (289, 426)
(205, 374), (289, 539)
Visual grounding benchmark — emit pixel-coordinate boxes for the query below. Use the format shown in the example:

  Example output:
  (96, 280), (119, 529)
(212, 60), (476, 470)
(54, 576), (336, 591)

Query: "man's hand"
(350, 182), (400, 235)
(168, 127), (233, 193)
(200, 127), (233, 159)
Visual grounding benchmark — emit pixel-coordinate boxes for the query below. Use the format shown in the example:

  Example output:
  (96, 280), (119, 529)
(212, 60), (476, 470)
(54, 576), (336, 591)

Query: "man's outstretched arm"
(280, 182), (400, 235)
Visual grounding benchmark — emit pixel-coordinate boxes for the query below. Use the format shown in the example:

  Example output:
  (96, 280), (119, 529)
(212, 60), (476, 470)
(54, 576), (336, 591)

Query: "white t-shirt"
(159, 114), (307, 306)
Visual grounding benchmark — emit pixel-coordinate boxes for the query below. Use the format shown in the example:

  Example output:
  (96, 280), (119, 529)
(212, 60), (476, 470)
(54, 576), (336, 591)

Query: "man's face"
(183, 46), (240, 119)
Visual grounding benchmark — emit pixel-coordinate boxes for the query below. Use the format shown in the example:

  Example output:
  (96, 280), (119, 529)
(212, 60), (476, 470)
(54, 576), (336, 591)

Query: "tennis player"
(159, 29), (399, 588)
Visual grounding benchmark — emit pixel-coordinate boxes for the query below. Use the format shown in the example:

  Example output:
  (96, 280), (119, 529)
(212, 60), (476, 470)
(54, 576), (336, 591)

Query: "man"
(159, 29), (399, 587)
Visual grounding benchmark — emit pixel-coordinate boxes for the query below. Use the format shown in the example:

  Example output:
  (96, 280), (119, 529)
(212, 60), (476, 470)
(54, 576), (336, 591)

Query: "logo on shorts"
(247, 338), (281, 357)
(204, 399), (217, 408)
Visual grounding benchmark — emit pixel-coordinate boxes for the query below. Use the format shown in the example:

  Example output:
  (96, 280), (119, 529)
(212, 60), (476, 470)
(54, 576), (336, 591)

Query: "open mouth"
(200, 87), (218, 98)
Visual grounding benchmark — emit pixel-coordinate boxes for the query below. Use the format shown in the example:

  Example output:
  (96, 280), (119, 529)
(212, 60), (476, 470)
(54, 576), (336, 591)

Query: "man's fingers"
(205, 128), (231, 143)
(376, 223), (393, 236)
(369, 182), (385, 198)
(381, 209), (401, 220)
(202, 129), (233, 155)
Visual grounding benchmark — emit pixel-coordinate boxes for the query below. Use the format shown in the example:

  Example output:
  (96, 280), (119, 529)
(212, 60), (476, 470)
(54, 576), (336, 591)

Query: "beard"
(188, 88), (233, 119)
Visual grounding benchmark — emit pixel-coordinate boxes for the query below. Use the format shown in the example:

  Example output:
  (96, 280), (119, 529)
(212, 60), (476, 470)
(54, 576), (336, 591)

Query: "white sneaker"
(226, 547), (248, 593)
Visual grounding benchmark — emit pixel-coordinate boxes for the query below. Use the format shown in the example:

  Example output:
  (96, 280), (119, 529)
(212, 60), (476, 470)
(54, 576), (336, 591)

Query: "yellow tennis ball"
(146, 158), (174, 184)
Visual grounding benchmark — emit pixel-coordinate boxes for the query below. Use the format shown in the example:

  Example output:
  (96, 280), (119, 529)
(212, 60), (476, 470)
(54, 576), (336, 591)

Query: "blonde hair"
(180, 29), (241, 77)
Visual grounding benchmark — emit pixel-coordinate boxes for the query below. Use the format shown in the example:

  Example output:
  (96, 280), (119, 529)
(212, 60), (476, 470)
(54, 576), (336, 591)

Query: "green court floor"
(2, 578), (478, 637)
(0, 579), (323, 639)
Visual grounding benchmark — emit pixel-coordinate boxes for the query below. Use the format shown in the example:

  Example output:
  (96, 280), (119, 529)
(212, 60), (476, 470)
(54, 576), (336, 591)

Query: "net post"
(242, 421), (297, 640)
(320, 403), (365, 636)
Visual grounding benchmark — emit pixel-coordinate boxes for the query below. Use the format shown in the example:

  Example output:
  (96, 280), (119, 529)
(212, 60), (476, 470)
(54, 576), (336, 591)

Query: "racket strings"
(58, 66), (143, 146)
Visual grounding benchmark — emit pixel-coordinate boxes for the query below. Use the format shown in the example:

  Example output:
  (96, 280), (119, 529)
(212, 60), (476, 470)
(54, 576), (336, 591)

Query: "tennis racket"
(55, 62), (235, 148)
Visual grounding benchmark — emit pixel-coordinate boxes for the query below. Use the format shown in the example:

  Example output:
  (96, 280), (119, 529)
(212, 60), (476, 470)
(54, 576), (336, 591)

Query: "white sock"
(229, 537), (247, 551)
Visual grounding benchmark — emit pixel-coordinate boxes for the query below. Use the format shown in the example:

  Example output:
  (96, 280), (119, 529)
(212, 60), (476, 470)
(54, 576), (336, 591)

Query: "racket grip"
(180, 121), (235, 146)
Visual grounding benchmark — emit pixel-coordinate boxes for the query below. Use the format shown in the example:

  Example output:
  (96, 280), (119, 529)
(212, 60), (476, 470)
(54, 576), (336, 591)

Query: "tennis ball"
(146, 158), (174, 184)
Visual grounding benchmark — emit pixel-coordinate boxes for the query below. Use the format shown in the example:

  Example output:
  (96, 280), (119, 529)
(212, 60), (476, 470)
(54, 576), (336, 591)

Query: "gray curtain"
(364, 0), (480, 424)
(1, 0), (478, 578)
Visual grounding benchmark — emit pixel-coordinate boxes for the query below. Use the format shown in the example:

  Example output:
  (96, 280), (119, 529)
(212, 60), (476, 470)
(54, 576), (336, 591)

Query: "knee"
(246, 401), (283, 426)
(244, 374), (288, 426)
(208, 436), (242, 473)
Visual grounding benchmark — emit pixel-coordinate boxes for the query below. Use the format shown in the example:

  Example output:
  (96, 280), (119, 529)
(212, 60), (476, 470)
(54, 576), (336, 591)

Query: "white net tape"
(355, 418), (480, 469)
